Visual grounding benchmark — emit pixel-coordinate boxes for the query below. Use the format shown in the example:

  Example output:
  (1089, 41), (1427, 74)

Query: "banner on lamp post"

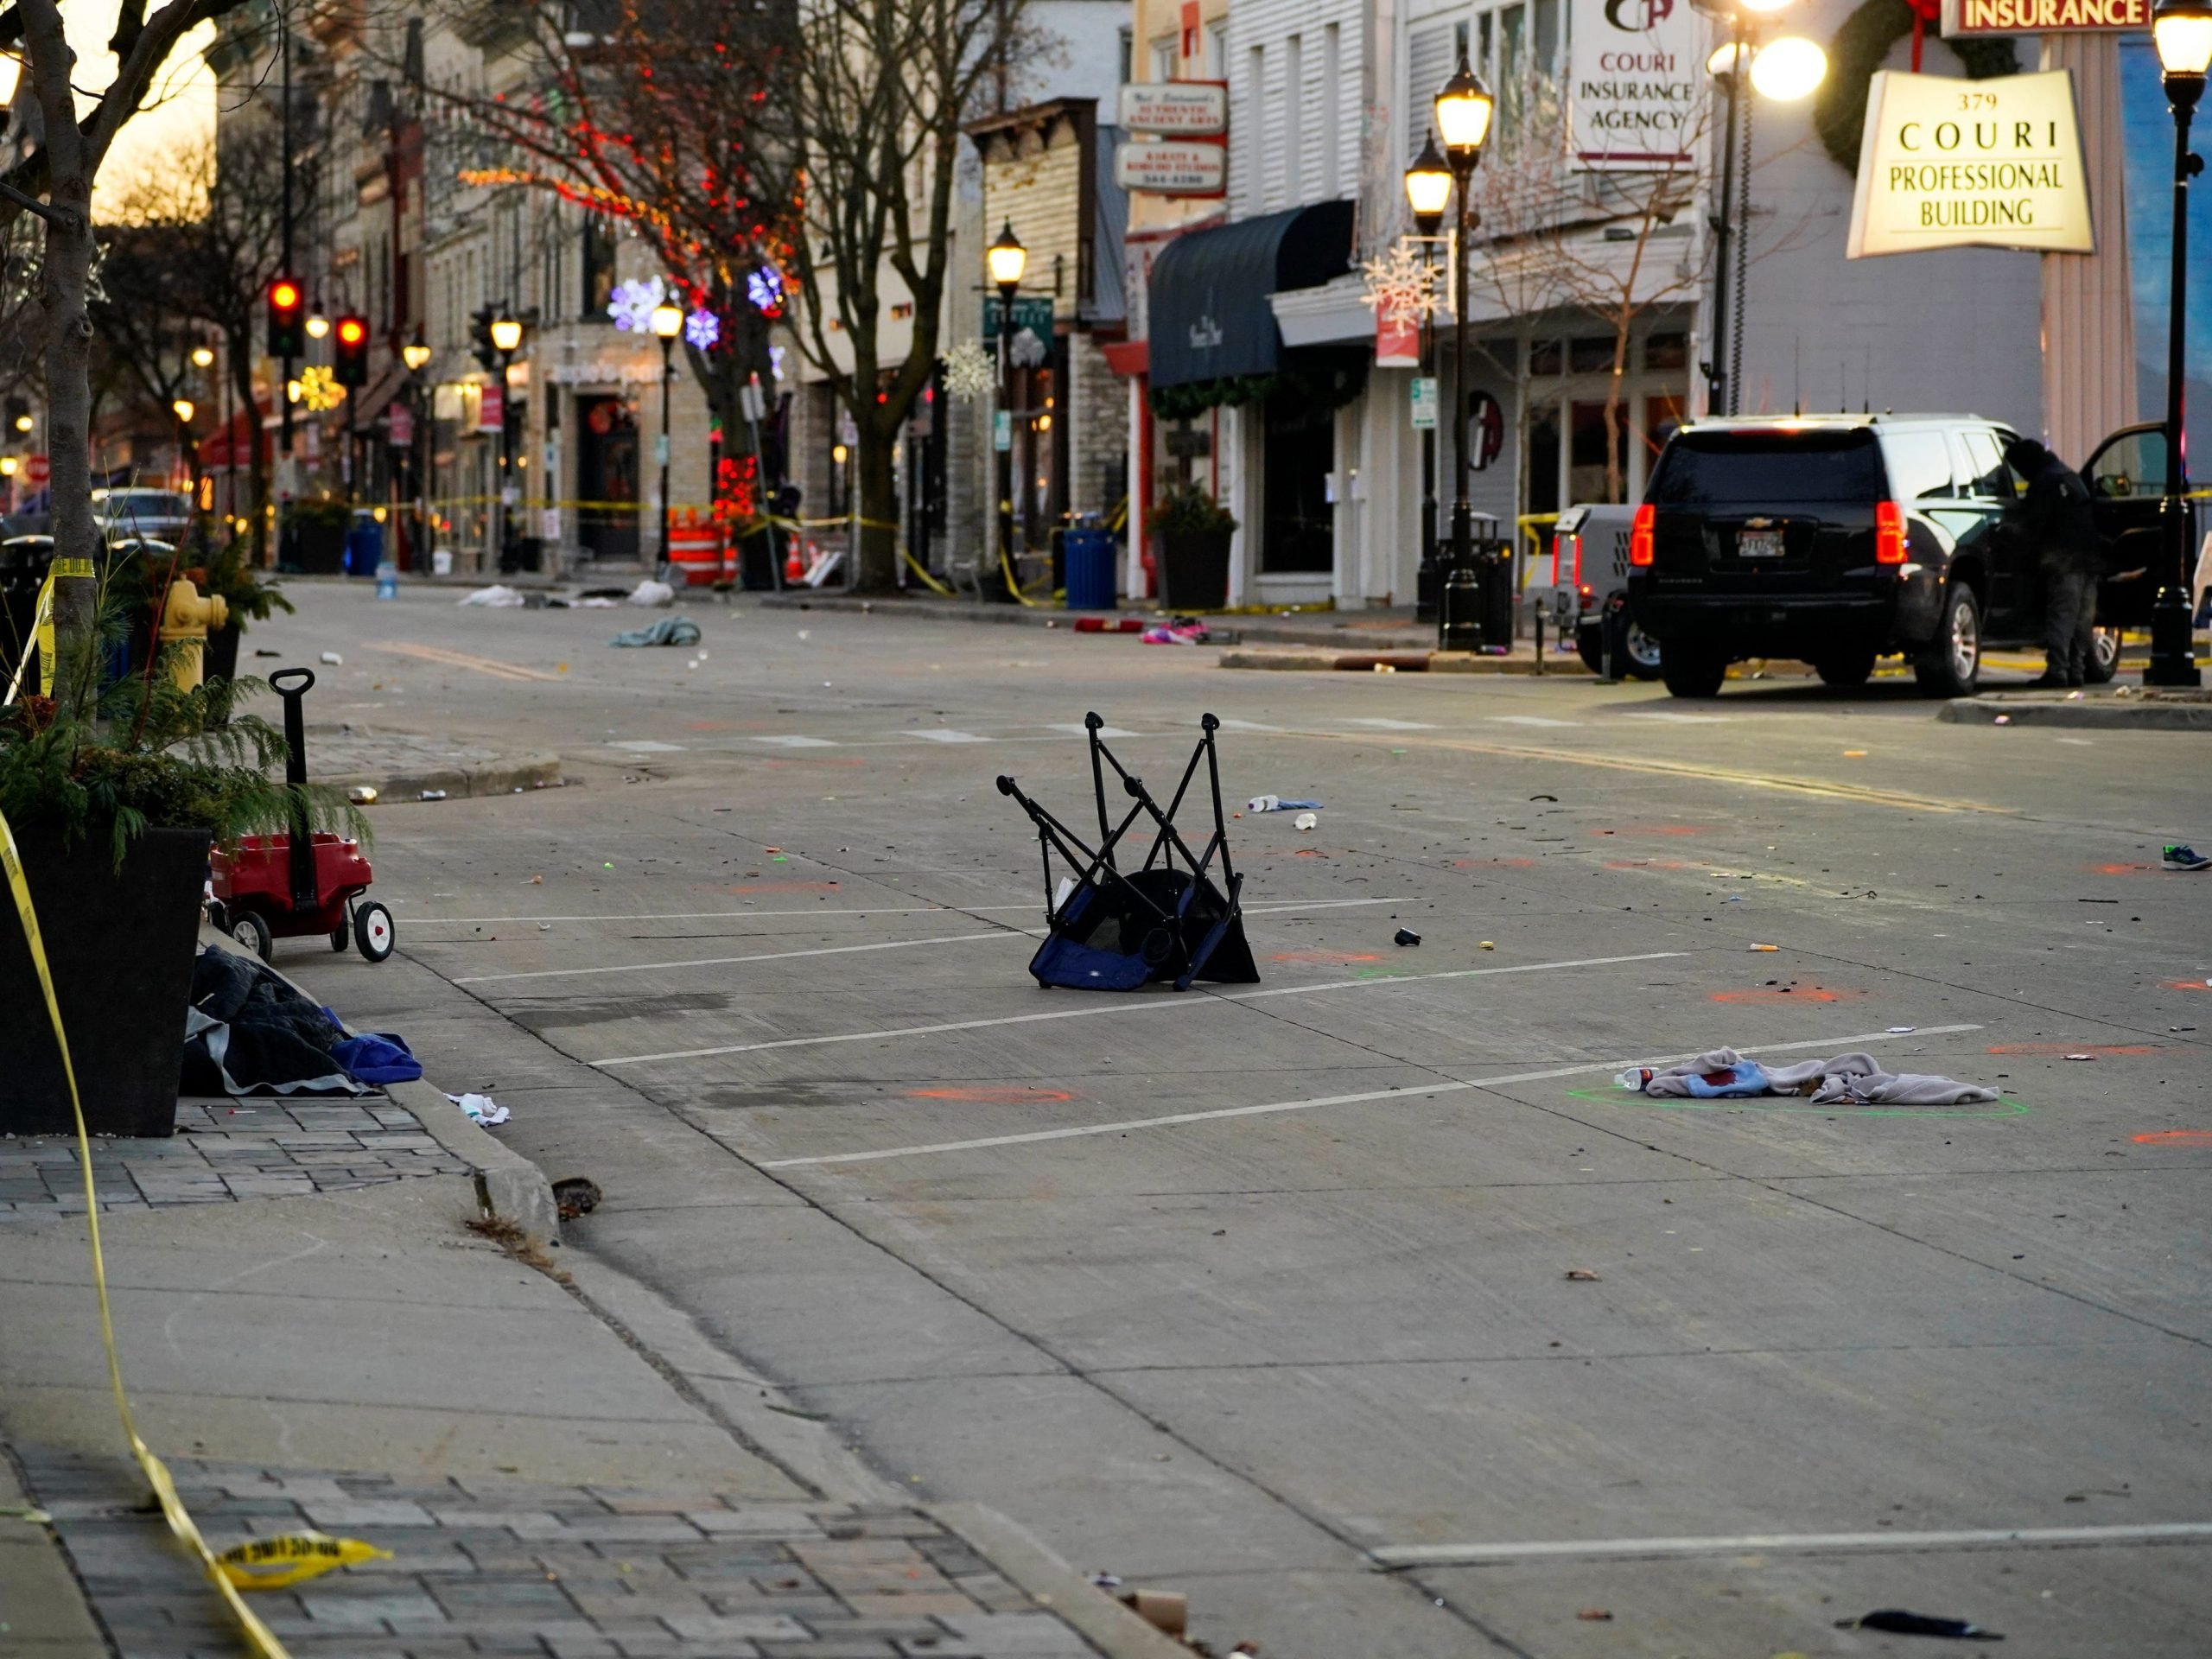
(1847, 69), (2094, 257)
(1376, 311), (1421, 369)
(1567, 0), (1702, 172)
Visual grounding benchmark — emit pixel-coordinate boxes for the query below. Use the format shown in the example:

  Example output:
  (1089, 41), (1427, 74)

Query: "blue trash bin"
(343, 514), (384, 577)
(1063, 528), (1116, 610)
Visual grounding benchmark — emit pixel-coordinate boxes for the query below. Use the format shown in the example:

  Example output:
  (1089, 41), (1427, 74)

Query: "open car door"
(2082, 423), (2175, 632)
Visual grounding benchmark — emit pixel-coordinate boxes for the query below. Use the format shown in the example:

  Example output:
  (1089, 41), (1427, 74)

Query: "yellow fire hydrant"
(157, 578), (230, 693)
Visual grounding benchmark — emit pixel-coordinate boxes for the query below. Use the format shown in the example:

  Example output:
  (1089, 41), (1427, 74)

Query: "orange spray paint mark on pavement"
(2162, 979), (2212, 993)
(2132, 1129), (2212, 1146)
(1710, 987), (1855, 1004)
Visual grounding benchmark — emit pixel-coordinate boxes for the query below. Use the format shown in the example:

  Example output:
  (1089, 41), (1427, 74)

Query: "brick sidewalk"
(0, 1097), (471, 1219)
(16, 1448), (1100, 1658)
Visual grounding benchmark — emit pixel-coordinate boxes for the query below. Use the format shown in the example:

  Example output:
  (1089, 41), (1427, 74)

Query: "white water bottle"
(1614, 1067), (1653, 1091)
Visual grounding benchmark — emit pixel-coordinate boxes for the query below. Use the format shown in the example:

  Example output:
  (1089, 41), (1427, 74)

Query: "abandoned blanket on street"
(181, 947), (369, 1097)
(1636, 1047), (1998, 1105)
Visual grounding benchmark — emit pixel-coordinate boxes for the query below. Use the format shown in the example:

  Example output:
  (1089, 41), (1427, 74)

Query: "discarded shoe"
(2164, 843), (2212, 872)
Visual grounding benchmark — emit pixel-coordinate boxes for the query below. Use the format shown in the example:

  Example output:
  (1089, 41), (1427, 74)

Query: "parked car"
(1624, 414), (2177, 697)
(91, 488), (194, 547)
(1552, 504), (1662, 679)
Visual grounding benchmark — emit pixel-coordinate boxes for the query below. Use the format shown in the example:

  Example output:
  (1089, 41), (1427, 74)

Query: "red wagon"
(207, 667), (395, 963)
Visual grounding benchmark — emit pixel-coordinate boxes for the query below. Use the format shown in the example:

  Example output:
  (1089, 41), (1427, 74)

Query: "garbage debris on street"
(1622, 1048), (1999, 1104)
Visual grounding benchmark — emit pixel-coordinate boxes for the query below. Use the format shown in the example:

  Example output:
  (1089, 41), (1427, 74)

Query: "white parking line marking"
(402, 896), (1414, 926)
(1345, 718), (1439, 730)
(753, 1026), (1983, 1168)
(1216, 719), (1282, 732)
(754, 734), (839, 748)
(1370, 1520), (2212, 1567)
(912, 729), (990, 743)
(454, 931), (1018, 985)
(608, 740), (686, 752)
(1622, 712), (1732, 723)
(1488, 715), (1580, 728)
(590, 951), (1688, 1068)
(1046, 723), (1138, 738)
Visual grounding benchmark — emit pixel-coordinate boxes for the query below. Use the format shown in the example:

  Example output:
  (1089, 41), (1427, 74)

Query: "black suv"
(1624, 414), (2178, 697)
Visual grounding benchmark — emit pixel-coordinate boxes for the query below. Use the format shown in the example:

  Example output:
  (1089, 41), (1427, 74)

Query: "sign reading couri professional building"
(1569, 0), (1702, 171)
(1847, 70), (2094, 257)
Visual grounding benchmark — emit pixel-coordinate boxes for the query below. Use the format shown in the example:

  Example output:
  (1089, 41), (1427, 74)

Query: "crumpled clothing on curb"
(458, 584), (527, 607)
(608, 615), (702, 648)
(446, 1091), (511, 1126)
(1631, 1047), (1999, 1105)
(627, 578), (676, 607)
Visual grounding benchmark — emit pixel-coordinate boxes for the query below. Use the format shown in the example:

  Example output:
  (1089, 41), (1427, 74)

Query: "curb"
(931, 1502), (1202, 1659)
(318, 751), (566, 802)
(196, 930), (562, 1243)
(1938, 697), (2212, 731)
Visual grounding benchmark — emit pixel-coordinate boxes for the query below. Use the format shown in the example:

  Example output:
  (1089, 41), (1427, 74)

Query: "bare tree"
(771, 0), (1038, 592)
(423, 0), (786, 524)
(8, 0), (250, 607)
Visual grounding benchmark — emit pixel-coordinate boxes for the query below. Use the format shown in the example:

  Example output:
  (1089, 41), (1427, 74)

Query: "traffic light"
(469, 305), (500, 372)
(333, 315), (370, 387)
(267, 275), (304, 359)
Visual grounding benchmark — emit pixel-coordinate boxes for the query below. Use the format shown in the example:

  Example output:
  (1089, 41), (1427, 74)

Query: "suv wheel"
(1914, 583), (1982, 697)
(1815, 649), (1877, 689)
(1660, 641), (1729, 698)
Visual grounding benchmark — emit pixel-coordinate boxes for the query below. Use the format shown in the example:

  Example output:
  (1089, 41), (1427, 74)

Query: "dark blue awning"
(1147, 201), (1354, 391)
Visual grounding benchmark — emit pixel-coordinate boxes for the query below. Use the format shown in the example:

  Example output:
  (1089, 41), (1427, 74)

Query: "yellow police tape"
(218, 1531), (394, 1590)
(0, 809), (388, 1656)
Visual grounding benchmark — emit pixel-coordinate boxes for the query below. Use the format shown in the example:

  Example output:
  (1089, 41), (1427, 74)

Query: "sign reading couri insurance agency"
(1568, 0), (1703, 171)
(1847, 70), (2094, 258)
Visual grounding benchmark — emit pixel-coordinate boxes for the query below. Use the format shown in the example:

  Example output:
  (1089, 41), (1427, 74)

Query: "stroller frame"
(995, 712), (1258, 992)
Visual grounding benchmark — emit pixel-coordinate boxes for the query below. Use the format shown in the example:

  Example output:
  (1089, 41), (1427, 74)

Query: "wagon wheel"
(353, 900), (396, 963)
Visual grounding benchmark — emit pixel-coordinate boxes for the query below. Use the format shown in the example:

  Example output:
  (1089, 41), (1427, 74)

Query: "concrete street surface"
(167, 581), (2212, 1655)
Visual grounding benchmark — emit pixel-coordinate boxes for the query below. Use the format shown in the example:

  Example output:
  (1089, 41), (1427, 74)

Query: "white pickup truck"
(1554, 503), (1662, 679)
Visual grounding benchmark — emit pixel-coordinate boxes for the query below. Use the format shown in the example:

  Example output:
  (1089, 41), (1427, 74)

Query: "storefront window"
(1262, 396), (1334, 574)
(1526, 403), (1562, 517)
(1570, 337), (1615, 374)
(1569, 399), (1629, 504)
(1644, 332), (1688, 371)
(1643, 392), (1687, 474)
(1530, 338), (1563, 377)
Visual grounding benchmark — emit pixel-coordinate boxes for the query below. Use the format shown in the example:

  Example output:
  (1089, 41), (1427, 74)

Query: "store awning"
(348, 361), (411, 432)
(1147, 200), (1353, 391)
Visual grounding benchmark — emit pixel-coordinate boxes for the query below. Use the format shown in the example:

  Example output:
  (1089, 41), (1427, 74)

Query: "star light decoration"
(1358, 241), (1443, 327)
(938, 339), (995, 402)
(607, 275), (668, 332)
(685, 308), (721, 352)
(746, 264), (785, 315)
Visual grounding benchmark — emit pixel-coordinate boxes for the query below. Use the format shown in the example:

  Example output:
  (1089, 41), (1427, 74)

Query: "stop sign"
(24, 453), (48, 486)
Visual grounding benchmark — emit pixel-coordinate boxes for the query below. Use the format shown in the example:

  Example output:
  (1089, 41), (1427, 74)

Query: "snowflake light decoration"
(607, 275), (667, 332)
(746, 264), (786, 315)
(295, 364), (346, 413)
(939, 339), (995, 402)
(1359, 243), (1442, 327)
(685, 308), (721, 352)
(769, 345), (787, 382)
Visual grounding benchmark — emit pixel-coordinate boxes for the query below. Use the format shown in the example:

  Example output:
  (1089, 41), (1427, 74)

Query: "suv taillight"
(1630, 503), (1655, 567)
(1875, 499), (1907, 564)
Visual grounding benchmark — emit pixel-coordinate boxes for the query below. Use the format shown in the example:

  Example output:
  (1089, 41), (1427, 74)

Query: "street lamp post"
(172, 398), (198, 517)
(986, 221), (1028, 605)
(1433, 56), (1495, 652)
(1404, 137), (1452, 622)
(490, 311), (524, 569)
(403, 338), (433, 575)
(2149, 0), (2212, 686)
(650, 300), (684, 577)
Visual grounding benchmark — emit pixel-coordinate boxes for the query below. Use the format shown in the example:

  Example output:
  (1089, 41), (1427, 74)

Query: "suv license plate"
(1737, 529), (1785, 558)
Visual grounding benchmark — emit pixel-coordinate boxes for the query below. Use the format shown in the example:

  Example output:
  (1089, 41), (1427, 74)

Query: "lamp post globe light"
(1690, 0), (1823, 416)
(489, 311), (525, 570)
(986, 220), (1027, 603)
(402, 338), (434, 572)
(1432, 55), (1494, 652)
(2149, 0), (2212, 685)
(650, 299), (685, 578)
(1404, 136), (1452, 620)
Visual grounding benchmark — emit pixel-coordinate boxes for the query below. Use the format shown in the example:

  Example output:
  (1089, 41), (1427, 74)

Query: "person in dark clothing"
(2008, 437), (2101, 686)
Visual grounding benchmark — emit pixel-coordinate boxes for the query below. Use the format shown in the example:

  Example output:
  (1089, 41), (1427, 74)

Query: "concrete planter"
(0, 824), (209, 1136)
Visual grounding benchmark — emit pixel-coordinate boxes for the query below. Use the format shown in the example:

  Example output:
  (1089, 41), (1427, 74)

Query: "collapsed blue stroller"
(995, 712), (1258, 993)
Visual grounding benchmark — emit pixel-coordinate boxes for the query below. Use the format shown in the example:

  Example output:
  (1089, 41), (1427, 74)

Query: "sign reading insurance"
(1939, 0), (2148, 33)
(1847, 70), (2094, 258)
(1569, 0), (1701, 171)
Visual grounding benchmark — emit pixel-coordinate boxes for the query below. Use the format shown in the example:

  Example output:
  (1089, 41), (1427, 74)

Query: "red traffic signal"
(333, 314), (370, 388)
(267, 275), (304, 358)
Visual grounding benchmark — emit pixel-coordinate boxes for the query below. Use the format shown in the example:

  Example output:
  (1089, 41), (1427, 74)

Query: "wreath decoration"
(1812, 0), (2019, 175)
